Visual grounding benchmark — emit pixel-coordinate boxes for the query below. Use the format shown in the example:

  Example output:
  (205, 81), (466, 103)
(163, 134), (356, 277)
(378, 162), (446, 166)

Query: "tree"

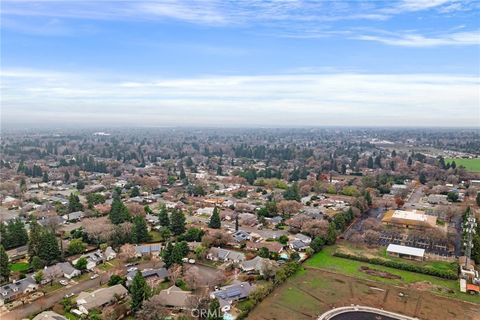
(364, 191), (372, 206)
(419, 172), (427, 185)
(34, 270), (44, 284)
(283, 182), (300, 201)
(207, 299), (222, 320)
(67, 238), (86, 255)
(38, 230), (61, 265)
(326, 223), (337, 245)
(158, 205), (170, 227)
(447, 192), (459, 202)
(208, 206), (221, 229)
(64, 171), (70, 183)
(131, 271), (149, 312)
(30, 256), (45, 270)
(130, 186), (141, 198)
(0, 245), (10, 284)
(68, 193), (83, 213)
(310, 236), (325, 253)
(477, 192), (480, 206)
(169, 209), (186, 235)
(28, 221), (43, 259)
(42, 172), (49, 183)
(133, 216), (150, 244)
(367, 156), (374, 169)
(76, 180), (85, 190)
(109, 195), (131, 224)
(258, 247), (270, 258)
(162, 242), (174, 268)
(108, 274), (126, 287)
(75, 257), (88, 270)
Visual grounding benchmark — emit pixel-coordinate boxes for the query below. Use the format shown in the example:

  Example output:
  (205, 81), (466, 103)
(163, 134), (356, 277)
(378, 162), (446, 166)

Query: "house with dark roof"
(211, 281), (254, 312)
(134, 243), (162, 257)
(233, 230), (250, 242)
(72, 250), (104, 270)
(289, 239), (309, 251)
(32, 311), (67, 320)
(0, 276), (38, 306)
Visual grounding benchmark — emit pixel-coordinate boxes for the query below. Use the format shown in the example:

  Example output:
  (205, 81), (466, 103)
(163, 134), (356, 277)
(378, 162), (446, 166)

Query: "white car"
(90, 274), (99, 280)
(59, 280), (69, 286)
(188, 259), (196, 264)
(127, 267), (138, 273)
(64, 292), (75, 298)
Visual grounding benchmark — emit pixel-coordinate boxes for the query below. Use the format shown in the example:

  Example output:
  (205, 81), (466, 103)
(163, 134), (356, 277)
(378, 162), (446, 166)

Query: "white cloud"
(355, 30), (480, 47)
(1, 69), (478, 127)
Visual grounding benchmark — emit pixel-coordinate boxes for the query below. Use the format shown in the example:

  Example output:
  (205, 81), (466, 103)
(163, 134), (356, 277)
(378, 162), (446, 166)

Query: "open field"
(249, 269), (480, 320)
(305, 246), (476, 303)
(446, 158), (480, 172)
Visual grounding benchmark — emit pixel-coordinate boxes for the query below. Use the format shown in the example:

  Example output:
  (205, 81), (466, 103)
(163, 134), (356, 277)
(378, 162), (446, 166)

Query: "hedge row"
(333, 252), (458, 280)
(236, 261), (301, 319)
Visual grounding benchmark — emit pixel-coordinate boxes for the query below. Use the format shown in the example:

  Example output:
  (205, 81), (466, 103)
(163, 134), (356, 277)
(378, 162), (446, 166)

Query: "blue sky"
(1, 0), (479, 127)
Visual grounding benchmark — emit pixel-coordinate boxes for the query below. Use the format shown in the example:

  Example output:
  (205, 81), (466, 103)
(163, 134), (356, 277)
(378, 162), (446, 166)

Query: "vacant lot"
(446, 158), (480, 172)
(249, 269), (480, 320)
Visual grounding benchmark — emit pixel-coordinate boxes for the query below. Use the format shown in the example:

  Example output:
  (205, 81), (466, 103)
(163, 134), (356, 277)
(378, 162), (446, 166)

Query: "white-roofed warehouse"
(386, 244), (425, 261)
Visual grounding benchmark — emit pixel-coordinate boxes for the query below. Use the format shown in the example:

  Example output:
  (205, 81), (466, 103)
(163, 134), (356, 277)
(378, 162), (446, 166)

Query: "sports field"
(446, 158), (480, 172)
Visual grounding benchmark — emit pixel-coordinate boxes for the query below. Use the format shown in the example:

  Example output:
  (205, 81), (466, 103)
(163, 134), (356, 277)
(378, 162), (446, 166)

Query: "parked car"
(64, 292), (75, 298)
(127, 267), (138, 273)
(188, 259), (196, 264)
(59, 280), (69, 286)
(90, 274), (99, 280)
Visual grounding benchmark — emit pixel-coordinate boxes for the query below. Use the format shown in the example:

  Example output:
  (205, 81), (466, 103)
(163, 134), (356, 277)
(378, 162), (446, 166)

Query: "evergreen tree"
(407, 156), (413, 166)
(76, 180), (85, 190)
(179, 166), (186, 180)
(171, 244), (184, 265)
(367, 156), (374, 169)
(283, 182), (300, 201)
(75, 257), (88, 270)
(42, 172), (49, 183)
(130, 186), (140, 197)
(162, 242), (174, 268)
(216, 166), (222, 176)
(38, 230), (61, 265)
(0, 244), (10, 284)
(133, 216), (150, 244)
(68, 193), (83, 213)
(64, 171), (70, 183)
(131, 271), (149, 312)
(109, 195), (131, 224)
(419, 172), (427, 184)
(169, 209), (186, 235)
(364, 191), (372, 206)
(326, 223), (337, 245)
(476, 192), (480, 207)
(30, 256), (45, 270)
(28, 222), (43, 259)
(208, 206), (221, 229)
(158, 205), (170, 227)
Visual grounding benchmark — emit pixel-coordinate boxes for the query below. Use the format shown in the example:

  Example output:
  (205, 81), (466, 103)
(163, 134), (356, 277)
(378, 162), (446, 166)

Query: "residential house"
(240, 256), (277, 275)
(126, 268), (169, 287)
(207, 247), (246, 263)
(0, 276), (38, 306)
(293, 234), (312, 244)
(72, 250), (104, 271)
(135, 243), (162, 257)
(245, 241), (283, 254)
(233, 230), (250, 242)
(32, 311), (67, 320)
(211, 281), (254, 312)
(58, 262), (81, 279)
(76, 284), (128, 315)
(62, 211), (84, 222)
(104, 246), (117, 261)
(155, 285), (193, 309)
(289, 240), (309, 251)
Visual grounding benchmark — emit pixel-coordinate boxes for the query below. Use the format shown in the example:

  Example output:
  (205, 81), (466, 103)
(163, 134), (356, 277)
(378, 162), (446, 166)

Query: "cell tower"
(463, 208), (477, 269)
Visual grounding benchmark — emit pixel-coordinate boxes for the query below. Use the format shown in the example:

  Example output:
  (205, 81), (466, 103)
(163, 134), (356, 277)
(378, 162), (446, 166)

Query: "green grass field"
(10, 262), (29, 272)
(446, 158), (480, 172)
(305, 246), (479, 304)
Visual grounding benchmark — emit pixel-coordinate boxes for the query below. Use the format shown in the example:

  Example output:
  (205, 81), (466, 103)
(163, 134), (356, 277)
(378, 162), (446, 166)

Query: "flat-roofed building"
(387, 244), (425, 261)
(381, 209), (437, 229)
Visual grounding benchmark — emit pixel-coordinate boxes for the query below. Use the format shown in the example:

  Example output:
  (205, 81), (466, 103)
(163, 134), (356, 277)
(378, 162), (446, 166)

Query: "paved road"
(403, 186), (424, 209)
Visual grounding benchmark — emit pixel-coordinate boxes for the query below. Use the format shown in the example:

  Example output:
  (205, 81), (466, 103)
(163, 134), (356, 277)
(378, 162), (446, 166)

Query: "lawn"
(10, 262), (29, 272)
(446, 158), (480, 172)
(305, 246), (479, 304)
(148, 230), (163, 242)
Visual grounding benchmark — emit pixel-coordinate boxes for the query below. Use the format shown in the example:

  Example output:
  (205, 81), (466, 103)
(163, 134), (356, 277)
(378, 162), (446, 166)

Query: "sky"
(1, 0), (479, 128)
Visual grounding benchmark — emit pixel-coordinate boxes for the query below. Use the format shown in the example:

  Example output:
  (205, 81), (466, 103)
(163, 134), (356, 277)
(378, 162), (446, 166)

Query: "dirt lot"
(249, 268), (480, 320)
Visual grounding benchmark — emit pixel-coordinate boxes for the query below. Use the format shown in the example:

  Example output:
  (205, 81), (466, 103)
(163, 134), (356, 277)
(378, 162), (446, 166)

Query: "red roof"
(466, 284), (480, 292)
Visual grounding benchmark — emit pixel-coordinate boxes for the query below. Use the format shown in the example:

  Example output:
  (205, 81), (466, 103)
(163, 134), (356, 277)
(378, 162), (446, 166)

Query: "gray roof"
(135, 243), (162, 254)
(209, 247), (246, 262)
(0, 276), (38, 301)
(212, 281), (254, 302)
(289, 240), (308, 250)
(240, 256), (269, 272)
(58, 262), (78, 275)
(233, 230), (250, 242)
(126, 268), (169, 286)
(64, 211), (84, 221)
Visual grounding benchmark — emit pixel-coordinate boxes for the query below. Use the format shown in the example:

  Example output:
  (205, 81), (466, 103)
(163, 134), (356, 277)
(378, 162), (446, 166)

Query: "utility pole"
(463, 208), (477, 269)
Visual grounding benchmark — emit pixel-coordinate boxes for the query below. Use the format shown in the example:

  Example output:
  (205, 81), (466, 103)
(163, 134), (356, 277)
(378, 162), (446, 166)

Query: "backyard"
(9, 262), (29, 272)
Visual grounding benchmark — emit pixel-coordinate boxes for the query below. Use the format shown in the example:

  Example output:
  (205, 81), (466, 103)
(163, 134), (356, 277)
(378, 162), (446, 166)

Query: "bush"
(333, 252), (458, 280)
